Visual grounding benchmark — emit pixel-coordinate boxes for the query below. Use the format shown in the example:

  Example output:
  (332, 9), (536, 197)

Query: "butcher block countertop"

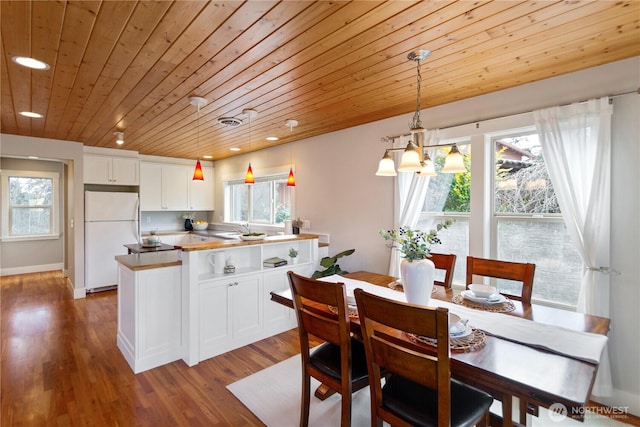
(116, 234), (319, 271)
(115, 251), (182, 271)
(177, 233), (319, 252)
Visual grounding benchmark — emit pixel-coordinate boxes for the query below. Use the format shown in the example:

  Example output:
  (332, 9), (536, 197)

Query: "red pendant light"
(190, 96), (207, 181)
(193, 160), (204, 181)
(287, 167), (296, 187)
(245, 163), (255, 184)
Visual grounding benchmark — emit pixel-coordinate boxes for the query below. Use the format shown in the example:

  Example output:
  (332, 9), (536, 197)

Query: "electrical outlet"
(301, 219), (311, 229)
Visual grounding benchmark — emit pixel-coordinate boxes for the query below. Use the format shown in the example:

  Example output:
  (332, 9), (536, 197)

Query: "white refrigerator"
(85, 191), (139, 293)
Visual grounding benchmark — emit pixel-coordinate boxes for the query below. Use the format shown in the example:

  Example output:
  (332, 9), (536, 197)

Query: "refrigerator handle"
(136, 196), (141, 245)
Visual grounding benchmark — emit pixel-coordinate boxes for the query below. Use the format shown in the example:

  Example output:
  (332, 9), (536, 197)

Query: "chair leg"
(501, 394), (513, 427)
(300, 373), (311, 427)
(340, 392), (351, 427)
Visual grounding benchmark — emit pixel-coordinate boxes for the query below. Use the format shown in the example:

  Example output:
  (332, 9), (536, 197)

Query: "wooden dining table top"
(270, 270), (610, 425)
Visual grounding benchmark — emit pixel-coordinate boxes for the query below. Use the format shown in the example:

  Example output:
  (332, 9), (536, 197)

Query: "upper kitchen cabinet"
(139, 158), (214, 211)
(189, 166), (214, 210)
(83, 147), (139, 185)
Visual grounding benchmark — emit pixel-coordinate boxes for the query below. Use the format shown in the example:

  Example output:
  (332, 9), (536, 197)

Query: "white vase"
(290, 257), (298, 264)
(400, 258), (435, 306)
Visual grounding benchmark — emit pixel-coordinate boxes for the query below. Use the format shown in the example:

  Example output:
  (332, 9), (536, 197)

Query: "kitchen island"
(115, 234), (318, 372)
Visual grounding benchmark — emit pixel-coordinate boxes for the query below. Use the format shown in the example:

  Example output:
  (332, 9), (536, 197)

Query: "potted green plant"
(289, 248), (299, 264)
(312, 249), (355, 279)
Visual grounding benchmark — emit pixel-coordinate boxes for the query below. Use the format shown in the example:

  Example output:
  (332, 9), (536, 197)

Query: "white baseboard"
(68, 278), (86, 299)
(593, 388), (640, 417)
(0, 263), (63, 277)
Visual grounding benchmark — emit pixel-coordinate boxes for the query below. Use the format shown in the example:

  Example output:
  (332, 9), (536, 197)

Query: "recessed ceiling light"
(266, 136), (279, 141)
(19, 111), (43, 118)
(230, 147), (241, 152)
(12, 56), (50, 70)
(203, 155), (213, 159)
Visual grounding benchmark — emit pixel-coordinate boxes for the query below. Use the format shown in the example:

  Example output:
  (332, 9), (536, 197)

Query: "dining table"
(270, 271), (610, 427)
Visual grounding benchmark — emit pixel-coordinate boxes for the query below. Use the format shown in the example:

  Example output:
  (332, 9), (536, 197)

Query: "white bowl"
(192, 222), (208, 231)
(449, 313), (466, 334)
(469, 284), (497, 298)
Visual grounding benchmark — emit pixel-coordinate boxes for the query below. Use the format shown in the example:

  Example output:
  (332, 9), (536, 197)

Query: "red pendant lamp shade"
(193, 160), (204, 181)
(245, 163), (255, 184)
(287, 167), (296, 187)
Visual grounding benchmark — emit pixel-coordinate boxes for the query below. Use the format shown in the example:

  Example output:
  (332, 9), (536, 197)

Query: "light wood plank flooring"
(1, 271), (307, 426)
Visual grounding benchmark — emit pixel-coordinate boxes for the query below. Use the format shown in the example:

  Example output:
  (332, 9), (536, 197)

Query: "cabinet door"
(231, 276), (262, 340)
(263, 270), (291, 330)
(140, 163), (163, 210)
(199, 279), (232, 359)
(84, 154), (112, 184)
(161, 164), (190, 210)
(189, 166), (214, 210)
(111, 157), (139, 185)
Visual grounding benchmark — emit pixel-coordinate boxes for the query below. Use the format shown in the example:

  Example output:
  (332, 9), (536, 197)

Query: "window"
(493, 132), (582, 306)
(417, 142), (471, 285)
(1, 170), (59, 240)
(225, 173), (293, 225)
(416, 123), (583, 308)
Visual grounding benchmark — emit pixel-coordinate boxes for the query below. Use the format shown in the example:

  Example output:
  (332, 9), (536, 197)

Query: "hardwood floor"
(1, 271), (305, 426)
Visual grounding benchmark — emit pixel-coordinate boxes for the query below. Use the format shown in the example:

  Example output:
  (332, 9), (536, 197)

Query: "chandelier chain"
(410, 58), (423, 130)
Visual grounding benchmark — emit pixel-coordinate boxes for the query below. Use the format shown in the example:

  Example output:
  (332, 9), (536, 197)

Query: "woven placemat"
(407, 328), (486, 353)
(451, 294), (516, 313)
(387, 281), (437, 294)
(328, 305), (359, 318)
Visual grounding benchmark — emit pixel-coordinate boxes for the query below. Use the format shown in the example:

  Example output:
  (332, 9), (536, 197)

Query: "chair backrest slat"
(430, 252), (457, 289)
(466, 256), (535, 303)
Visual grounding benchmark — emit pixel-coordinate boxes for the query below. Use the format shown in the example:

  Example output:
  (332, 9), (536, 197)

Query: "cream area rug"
(227, 354), (376, 427)
(227, 354), (628, 427)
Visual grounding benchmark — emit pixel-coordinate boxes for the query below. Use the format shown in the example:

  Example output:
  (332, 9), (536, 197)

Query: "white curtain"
(388, 130), (441, 278)
(534, 97), (612, 396)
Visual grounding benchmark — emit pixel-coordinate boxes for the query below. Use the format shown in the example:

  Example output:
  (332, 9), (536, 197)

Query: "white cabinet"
(180, 236), (318, 365)
(140, 162), (189, 210)
(84, 154), (139, 185)
(199, 275), (262, 361)
(117, 263), (181, 373)
(263, 263), (311, 332)
(189, 166), (214, 210)
(140, 162), (214, 211)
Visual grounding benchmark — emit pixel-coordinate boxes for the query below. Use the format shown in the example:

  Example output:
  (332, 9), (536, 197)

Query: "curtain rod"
(383, 88), (639, 142)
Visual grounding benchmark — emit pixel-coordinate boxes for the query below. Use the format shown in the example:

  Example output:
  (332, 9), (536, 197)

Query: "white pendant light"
(416, 153), (436, 176)
(441, 145), (466, 173)
(376, 151), (397, 176)
(397, 142), (422, 172)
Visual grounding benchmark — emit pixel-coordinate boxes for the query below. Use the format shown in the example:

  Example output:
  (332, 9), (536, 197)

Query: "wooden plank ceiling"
(1, 1), (639, 161)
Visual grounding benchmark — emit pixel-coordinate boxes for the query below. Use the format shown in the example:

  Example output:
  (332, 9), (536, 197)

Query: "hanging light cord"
(410, 58), (422, 130)
(196, 103), (201, 158)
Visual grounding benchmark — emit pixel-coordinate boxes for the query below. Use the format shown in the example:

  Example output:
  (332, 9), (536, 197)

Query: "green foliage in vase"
(379, 220), (453, 262)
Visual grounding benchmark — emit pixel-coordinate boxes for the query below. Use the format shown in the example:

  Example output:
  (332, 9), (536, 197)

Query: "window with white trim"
(416, 125), (582, 307)
(1, 170), (60, 240)
(225, 173), (293, 225)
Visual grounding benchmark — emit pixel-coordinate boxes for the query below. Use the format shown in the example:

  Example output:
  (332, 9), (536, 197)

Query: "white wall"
(212, 57), (640, 414)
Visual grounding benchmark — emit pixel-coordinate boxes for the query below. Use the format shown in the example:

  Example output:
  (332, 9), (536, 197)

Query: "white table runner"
(319, 275), (607, 364)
